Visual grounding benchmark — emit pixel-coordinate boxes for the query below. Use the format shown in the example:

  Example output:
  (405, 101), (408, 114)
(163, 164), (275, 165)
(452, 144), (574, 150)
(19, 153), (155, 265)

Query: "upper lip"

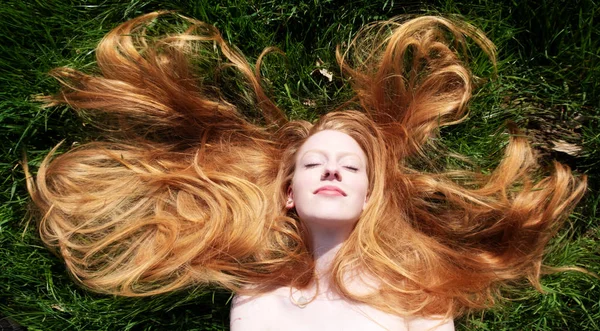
(314, 185), (347, 196)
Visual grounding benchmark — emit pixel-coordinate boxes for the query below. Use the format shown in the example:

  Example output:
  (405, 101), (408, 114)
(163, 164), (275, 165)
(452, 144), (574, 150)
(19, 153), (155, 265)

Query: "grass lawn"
(1, 0), (598, 330)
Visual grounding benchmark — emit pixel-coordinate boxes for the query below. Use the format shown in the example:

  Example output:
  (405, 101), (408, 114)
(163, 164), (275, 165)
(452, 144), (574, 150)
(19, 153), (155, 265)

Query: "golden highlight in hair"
(25, 11), (586, 318)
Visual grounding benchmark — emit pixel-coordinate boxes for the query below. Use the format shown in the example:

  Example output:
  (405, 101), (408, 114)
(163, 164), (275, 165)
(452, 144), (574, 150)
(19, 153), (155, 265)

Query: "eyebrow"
(299, 150), (365, 165)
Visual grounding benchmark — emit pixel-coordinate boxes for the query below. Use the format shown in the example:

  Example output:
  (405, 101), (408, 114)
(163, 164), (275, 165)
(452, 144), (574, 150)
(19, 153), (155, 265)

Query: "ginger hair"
(25, 12), (586, 318)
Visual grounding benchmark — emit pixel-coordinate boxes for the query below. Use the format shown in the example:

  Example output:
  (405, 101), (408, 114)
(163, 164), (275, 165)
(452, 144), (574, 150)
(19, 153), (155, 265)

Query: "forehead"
(296, 130), (366, 160)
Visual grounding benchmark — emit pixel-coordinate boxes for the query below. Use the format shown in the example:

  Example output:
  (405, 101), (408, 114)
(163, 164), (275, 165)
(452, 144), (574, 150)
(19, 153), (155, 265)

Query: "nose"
(321, 163), (341, 181)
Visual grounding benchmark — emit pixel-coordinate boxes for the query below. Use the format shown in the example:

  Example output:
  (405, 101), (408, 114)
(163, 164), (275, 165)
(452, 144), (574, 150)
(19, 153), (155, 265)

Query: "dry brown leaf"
(551, 140), (582, 156)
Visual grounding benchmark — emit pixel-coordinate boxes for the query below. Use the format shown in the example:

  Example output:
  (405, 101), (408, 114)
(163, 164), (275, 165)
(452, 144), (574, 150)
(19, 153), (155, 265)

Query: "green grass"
(1, 0), (598, 330)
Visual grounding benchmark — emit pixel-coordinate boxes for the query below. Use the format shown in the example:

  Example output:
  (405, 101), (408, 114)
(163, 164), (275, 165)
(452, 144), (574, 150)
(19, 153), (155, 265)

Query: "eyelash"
(304, 164), (359, 172)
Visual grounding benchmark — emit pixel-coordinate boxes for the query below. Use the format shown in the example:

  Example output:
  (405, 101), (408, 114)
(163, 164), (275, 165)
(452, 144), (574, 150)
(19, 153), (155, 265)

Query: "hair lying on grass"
(25, 11), (587, 318)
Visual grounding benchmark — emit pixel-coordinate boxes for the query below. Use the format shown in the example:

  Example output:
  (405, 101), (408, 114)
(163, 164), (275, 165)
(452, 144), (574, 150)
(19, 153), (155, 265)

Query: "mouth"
(314, 186), (347, 196)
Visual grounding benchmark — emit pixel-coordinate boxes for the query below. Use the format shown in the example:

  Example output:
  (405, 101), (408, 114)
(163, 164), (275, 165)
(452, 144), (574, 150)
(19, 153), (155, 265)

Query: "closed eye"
(344, 166), (359, 171)
(305, 163), (321, 168)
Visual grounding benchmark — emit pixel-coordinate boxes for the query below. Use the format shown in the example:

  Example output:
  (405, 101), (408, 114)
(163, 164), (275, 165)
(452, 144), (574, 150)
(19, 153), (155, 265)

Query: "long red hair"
(25, 12), (586, 318)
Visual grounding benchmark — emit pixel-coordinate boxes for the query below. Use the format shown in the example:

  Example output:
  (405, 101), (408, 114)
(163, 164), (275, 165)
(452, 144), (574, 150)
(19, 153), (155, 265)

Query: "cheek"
(358, 176), (369, 196)
(360, 179), (370, 206)
(291, 169), (313, 191)
(289, 176), (304, 200)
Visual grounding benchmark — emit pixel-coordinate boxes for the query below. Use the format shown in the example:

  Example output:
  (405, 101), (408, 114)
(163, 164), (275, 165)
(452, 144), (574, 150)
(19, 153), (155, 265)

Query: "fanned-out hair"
(26, 12), (586, 318)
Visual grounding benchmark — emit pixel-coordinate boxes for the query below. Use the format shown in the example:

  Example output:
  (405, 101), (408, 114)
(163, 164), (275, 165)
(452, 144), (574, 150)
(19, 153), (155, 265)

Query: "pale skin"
(230, 130), (454, 330)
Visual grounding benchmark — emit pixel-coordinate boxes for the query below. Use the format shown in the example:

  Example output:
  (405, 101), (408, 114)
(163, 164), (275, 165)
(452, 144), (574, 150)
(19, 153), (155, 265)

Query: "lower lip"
(316, 190), (344, 196)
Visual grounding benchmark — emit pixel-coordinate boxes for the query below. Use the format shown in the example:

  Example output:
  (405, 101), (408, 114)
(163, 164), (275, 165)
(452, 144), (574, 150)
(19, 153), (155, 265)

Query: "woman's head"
(288, 129), (369, 226)
(277, 111), (388, 227)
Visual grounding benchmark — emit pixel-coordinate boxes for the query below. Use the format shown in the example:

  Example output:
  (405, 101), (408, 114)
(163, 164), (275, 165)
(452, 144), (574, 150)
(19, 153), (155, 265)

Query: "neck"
(305, 222), (354, 294)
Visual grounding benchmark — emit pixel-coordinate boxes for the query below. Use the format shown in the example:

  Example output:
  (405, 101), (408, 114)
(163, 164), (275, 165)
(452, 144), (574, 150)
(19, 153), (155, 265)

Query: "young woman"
(26, 11), (586, 329)
(230, 113), (455, 329)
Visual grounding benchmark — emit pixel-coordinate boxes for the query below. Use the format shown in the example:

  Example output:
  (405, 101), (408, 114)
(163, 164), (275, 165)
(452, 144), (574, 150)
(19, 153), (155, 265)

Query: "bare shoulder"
(230, 289), (287, 331)
(230, 287), (449, 331)
(406, 316), (454, 331)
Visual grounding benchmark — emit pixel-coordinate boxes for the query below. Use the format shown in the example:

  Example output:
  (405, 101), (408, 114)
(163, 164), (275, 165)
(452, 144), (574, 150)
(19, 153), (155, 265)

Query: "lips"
(314, 185), (347, 196)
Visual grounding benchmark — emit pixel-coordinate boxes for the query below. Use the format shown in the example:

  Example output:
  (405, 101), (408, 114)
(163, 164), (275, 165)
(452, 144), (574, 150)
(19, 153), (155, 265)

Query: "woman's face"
(287, 130), (369, 226)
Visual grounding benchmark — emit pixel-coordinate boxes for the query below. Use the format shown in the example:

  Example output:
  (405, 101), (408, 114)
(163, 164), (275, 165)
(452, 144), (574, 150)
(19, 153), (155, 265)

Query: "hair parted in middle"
(26, 11), (586, 318)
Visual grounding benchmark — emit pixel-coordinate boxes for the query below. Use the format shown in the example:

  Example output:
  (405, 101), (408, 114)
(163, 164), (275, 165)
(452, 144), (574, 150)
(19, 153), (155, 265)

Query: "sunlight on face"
(288, 130), (369, 227)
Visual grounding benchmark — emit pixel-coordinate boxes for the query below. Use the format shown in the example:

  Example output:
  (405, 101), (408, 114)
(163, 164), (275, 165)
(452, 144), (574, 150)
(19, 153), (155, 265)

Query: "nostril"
(321, 169), (342, 181)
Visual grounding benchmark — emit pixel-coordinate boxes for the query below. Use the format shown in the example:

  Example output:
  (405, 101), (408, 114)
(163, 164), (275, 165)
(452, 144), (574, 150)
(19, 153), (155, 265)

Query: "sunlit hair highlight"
(26, 12), (586, 318)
